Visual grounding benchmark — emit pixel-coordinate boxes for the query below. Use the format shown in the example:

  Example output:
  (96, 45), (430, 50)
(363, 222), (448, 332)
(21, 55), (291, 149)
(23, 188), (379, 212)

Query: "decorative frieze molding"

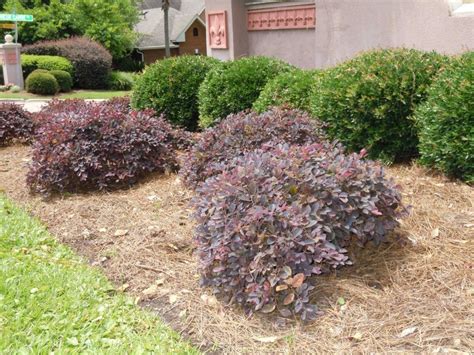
(247, 5), (316, 31)
(208, 11), (228, 49)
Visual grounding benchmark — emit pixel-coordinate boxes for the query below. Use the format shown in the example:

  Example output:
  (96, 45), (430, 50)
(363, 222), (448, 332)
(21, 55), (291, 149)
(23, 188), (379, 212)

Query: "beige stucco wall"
(315, 0), (474, 68)
(248, 29), (316, 68)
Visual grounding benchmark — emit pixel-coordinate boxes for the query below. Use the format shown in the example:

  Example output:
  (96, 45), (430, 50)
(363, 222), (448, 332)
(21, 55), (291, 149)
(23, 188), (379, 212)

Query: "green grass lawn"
(0, 195), (197, 354)
(0, 90), (131, 100)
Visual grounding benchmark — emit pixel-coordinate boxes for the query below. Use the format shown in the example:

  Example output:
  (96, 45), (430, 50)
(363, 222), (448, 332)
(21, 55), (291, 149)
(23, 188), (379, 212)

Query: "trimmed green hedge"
(25, 72), (59, 96)
(253, 68), (318, 113)
(310, 48), (449, 162)
(22, 55), (74, 79)
(415, 51), (473, 183)
(132, 56), (218, 131)
(50, 70), (73, 92)
(198, 56), (293, 128)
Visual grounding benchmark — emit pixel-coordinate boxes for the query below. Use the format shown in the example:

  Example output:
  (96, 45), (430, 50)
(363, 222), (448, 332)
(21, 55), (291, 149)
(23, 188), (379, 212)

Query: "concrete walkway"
(1, 99), (106, 112)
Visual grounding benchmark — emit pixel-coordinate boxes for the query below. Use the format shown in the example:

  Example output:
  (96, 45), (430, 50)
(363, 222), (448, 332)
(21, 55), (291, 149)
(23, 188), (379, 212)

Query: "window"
(193, 27), (199, 37)
(449, 0), (474, 16)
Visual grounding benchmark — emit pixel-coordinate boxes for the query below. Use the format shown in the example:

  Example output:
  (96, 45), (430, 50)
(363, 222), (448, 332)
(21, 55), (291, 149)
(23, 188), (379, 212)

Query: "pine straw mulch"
(0, 144), (473, 354)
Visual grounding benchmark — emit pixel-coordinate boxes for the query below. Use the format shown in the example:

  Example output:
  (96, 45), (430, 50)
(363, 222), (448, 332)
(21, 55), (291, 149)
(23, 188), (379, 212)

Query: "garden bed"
(0, 145), (472, 353)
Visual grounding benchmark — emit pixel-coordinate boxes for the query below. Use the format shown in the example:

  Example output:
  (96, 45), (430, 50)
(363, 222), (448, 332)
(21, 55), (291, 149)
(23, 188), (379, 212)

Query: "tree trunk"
(163, 0), (170, 58)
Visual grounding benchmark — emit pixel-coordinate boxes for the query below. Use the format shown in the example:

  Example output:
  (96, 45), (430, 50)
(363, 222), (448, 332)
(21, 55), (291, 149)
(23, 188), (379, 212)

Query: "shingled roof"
(136, 0), (205, 50)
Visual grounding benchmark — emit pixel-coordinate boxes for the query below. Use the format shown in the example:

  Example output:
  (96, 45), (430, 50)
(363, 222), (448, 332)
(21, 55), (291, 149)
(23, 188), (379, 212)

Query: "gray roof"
(140, 0), (182, 11)
(136, 0), (205, 50)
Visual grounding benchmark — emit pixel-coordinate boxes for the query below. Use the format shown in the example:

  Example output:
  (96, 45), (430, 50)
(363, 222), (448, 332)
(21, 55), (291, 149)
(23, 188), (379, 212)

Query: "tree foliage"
(4, 0), (139, 59)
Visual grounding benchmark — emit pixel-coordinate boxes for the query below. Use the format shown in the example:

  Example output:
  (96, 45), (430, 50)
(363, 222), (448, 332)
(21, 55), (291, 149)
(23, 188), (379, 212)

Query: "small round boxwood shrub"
(310, 48), (449, 162)
(198, 56), (293, 128)
(180, 108), (326, 188)
(0, 103), (34, 146)
(50, 70), (73, 92)
(132, 55), (218, 131)
(25, 72), (59, 96)
(415, 51), (474, 183)
(192, 143), (408, 320)
(23, 37), (112, 89)
(27, 100), (178, 193)
(253, 69), (319, 113)
(21, 54), (74, 78)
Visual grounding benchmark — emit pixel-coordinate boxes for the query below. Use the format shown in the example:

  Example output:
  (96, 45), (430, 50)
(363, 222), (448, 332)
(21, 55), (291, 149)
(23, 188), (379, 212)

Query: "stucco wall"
(248, 29), (315, 68)
(315, 0), (474, 68)
(246, 1), (316, 68)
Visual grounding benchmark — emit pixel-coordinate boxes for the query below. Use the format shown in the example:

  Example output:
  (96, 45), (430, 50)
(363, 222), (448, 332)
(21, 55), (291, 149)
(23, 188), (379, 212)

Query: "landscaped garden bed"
(1, 49), (472, 353)
(0, 144), (472, 353)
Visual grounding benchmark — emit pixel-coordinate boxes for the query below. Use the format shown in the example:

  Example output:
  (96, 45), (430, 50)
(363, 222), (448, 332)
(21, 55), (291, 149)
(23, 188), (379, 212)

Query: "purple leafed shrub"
(192, 143), (408, 320)
(102, 96), (133, 112)
(180, 108), (326, 188)
(34, 99), (88, 126)
(35, 97), (193, 151)
(27, 99), (178, 193)
(0, 103), (34, 146)
(36, 97), (132, 121)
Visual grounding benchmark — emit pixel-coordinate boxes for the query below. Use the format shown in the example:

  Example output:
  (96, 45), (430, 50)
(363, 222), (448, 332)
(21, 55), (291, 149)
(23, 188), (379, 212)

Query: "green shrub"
(50, 70), (73, 92)
(415, 51), (473, 183)
(25, 72), (59, 96)
(310, 48), (449, 162)
(132, 55), (218, 131)
(253, 69), (318, 113)
(10, 85), (21, 93)
(31, 69), (50, 75)
(107, 71), (135, 91)
(22, 54), (74, 78)
(198, 56), (293, 128)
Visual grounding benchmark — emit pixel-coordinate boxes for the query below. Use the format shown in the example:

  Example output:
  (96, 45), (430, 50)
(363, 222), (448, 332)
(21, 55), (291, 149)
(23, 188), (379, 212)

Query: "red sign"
(0, 52), (18, 65)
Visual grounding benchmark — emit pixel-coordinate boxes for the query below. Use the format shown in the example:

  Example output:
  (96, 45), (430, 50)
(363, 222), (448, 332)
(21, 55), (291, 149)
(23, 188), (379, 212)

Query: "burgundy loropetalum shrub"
(27, 100), (178, 193)
(180, 108), (326, 188)
(33, 99), (86, 126)
(0, 103), (34, 146)
(34, 97), (193, 151)
(192, 143), (408, 320)
(101, 96), (194, 150)
(103, 96), (133, 112)
(35, 97), (132, 125)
